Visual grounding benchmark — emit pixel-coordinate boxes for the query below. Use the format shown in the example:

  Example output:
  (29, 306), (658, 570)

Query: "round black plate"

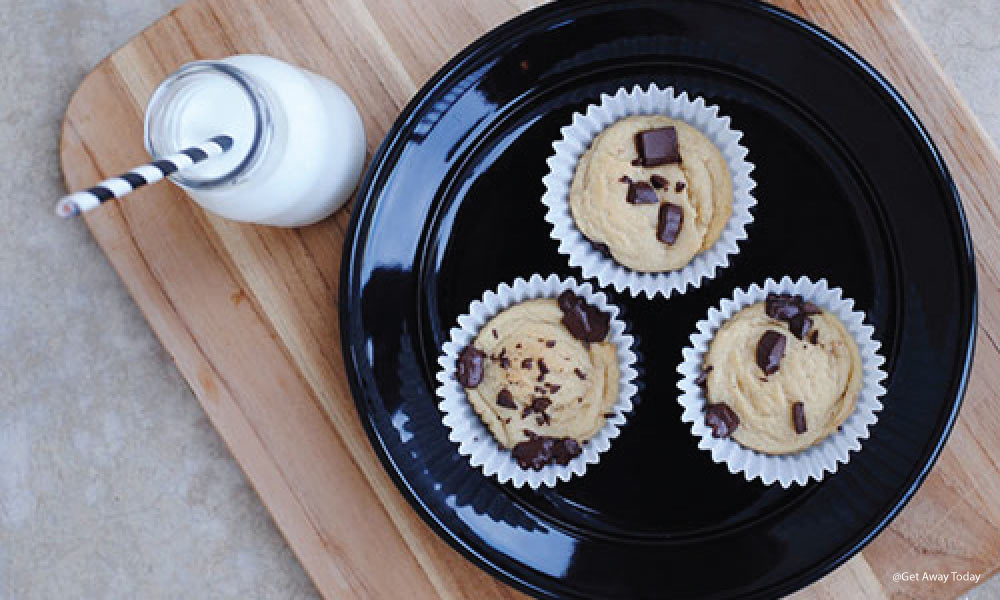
(340, 1), (976, 597)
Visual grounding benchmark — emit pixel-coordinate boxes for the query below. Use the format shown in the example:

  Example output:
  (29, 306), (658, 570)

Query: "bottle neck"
(144, 60), (274, 190)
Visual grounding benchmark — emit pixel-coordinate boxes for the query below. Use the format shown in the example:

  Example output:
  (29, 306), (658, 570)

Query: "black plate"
(340, 1), (976, 597)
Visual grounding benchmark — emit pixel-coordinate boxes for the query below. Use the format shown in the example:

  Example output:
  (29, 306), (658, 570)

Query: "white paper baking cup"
(676, 276), (888, 487)
(436, 274), (638, 489)
(542, 84), (756, 298)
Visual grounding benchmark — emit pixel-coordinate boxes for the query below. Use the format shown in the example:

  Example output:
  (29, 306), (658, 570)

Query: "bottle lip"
(144, 60), (271, 190)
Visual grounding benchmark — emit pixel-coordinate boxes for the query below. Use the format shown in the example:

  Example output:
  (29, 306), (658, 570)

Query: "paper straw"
(56, 135), (234, 218)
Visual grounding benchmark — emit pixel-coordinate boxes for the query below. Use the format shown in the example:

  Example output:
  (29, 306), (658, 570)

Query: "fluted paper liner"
(677, 276), (888, 487)
(542, 84), (756, 298)
(436, 274), (638, 489)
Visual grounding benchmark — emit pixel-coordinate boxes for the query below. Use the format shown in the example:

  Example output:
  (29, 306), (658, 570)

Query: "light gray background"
(0, 1), (995, 598)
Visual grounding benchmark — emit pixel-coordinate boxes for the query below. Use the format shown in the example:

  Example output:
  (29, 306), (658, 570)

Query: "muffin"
(699, 293), (863, 454)
(456, 290), (620, 470)
(569, 115), (733, 272)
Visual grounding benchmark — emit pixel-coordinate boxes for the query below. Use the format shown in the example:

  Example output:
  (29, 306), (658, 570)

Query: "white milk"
(145, 55), (366, 226)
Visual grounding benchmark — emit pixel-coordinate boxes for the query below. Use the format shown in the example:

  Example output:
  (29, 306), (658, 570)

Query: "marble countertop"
(1, 0), (996, 597)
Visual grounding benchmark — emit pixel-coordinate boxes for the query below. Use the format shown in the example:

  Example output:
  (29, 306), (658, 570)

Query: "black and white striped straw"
(56, 135), (234, 218)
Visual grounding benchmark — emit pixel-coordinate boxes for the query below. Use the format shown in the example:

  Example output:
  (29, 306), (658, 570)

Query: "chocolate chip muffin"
(699, 293), (863, 454)
(569, 115), (732, 272)
(456, 291), (619, 470)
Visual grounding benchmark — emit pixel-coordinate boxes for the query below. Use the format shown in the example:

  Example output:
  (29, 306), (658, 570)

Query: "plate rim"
(339, 0), (978, 597)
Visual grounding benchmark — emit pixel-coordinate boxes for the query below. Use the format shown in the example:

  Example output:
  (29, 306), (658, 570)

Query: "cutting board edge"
(55, 1), (1000, 599)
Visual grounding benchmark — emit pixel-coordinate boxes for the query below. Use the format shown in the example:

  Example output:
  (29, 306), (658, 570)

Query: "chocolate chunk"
(496, 388), (516, 409)
(705, 403), (739, 438)
(536, 358), (549, 381)
(590, 240), (612, 258)
(656, 202), (684, 245)
(521, 358), (533, 369)
(756, 330), (787, 375)
(694, 365), (713, 388)
(456, 346), (485, 387)
(619, 175), (633, 184)
(557, 290), (611, 343)
(511, 433), (582, 470)
(626, 180), (659, 204)
(545, 340), (556, 348)
(792, 402), (807, 434)
(801, 301), (822, 315)
(765, 293), (822, 323)
(809, 330), (819, 345)
(634, 126), (680, 167)
(650, 174), (668, 189)
(675, 181), (686, 193)
(574, 368), (587, 380)
(765, 293), (801, 321)
(788, 314), (813, 340)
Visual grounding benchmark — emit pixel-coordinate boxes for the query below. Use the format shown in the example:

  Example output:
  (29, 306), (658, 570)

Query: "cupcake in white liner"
(676, 276), (887, 487)
(542, 84), (756, 298)
(436, 274), (638, 489)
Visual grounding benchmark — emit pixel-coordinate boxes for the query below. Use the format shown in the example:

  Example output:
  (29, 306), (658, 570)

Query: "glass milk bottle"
(144, 55), (366, 226)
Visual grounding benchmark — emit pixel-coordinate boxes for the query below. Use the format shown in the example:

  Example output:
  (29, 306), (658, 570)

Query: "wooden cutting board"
(59, 0), (1000, 597)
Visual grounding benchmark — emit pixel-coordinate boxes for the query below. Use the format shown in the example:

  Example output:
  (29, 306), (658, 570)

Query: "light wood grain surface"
(59, 0), (1000, 598)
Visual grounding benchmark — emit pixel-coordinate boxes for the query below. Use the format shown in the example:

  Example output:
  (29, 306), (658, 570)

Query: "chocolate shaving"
(792, 402), (807, 434)
(545, 383), (561, 393)
(491, 328), (498, 339)
(531, 396), (551, 413)
(634, 126), (680, 167)
(809, 330), (819, 345)
(496, 388), (516, 409)
(756, 330), (787, 375)
(536, 358), (549, 382)
(574, 368), (587, 380)
(456, 346), (485, 387)
(630, 158), (643, 167)
(545, 340), (556, 348)
(694, 365), (713, 388)
(511, 433), (582, 470)
(604, 412), (616, 418)
(618, 175), (633, 184)
(650, 174), (668, 189)
(675, 181), (686, 193)
(705, 403), (739, 438)
(657, 202), (683, 245)
(521, 358), (533, 369)
(490, 347), (510, 369)
(557, 290), (610, 343)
